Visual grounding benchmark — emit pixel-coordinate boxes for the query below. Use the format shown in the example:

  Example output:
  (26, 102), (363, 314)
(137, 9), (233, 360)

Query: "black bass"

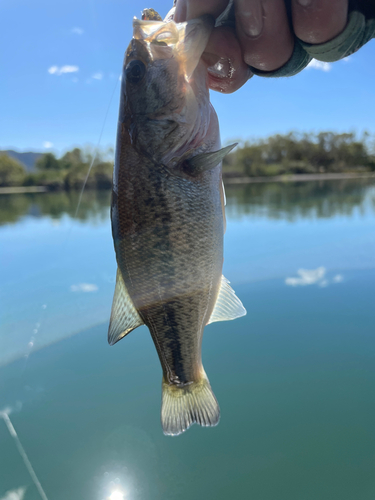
(109, 8), (246, 436)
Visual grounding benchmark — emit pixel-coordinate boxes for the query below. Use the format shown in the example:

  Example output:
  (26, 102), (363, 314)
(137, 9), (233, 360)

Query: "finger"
(235, 0), (294, 71)
(291, 0), (349, 44)
(202, 27), (253, 93)
(175, 0), (229, 22)
(174, 0), (187, 23)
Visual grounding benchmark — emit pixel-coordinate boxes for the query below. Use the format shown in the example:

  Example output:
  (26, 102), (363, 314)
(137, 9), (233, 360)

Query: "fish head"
(120, 14), (216, 163)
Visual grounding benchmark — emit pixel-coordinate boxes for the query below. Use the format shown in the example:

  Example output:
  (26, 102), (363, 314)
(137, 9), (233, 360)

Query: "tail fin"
(161, 374), (220, 436)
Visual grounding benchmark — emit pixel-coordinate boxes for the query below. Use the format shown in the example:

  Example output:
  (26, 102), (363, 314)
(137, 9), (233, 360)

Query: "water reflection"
(0, 179), (374, 226)
(1, 178), (375, 500)
(108, 490), (126, 500)
(0, 487), (27, 500)
(285, 267), (344, 287)
(1, 410), (49, 500)
(225, 179), (375, 220)
(0, 190), (111, 226)
(101, 476), (128, 500)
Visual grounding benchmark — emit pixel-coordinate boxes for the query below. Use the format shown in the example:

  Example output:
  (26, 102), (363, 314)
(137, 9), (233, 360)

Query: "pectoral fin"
(108, 268), (144, 345)
(207, 275), (246, 325)
(184, 143), (237, 177)
(220, 180), (227, 234)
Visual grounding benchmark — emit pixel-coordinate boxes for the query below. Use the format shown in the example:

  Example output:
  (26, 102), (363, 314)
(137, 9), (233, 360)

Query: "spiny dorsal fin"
(184, 143), (237, 176)
(207, 275), (246, 325)
(108, 268), (144, 345)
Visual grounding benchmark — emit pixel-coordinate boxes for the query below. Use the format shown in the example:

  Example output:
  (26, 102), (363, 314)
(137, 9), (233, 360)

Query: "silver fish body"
(109, 10), (246, 436)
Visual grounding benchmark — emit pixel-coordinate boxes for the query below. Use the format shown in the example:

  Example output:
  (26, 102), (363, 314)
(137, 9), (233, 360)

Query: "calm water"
(1, 179), (375, 500)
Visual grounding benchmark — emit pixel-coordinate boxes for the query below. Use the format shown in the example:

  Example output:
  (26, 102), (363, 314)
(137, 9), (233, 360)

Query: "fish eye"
(156, 31), (174, 43)
(151, 39), (168, 47)
(125, 60), (146, 84)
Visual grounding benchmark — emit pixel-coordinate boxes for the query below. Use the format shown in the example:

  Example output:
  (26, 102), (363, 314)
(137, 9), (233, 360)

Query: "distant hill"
(0, 150), (43, 172)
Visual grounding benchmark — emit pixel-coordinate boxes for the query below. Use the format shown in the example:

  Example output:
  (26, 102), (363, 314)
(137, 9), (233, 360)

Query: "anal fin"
(207, 275), (246, 325)
(108, 268), (144, 345)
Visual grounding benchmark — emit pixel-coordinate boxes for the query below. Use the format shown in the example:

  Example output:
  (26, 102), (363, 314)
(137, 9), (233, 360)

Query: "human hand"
(174, 0), (350, 93)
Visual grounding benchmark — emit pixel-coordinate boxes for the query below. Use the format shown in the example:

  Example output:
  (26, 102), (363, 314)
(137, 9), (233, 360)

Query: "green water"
(1, 179), (375, 500)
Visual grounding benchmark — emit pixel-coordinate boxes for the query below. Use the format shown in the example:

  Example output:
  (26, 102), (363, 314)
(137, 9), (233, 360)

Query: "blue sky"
(1, 0), (374, 155)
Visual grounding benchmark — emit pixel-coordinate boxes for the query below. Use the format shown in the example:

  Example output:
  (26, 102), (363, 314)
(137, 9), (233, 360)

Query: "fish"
(108, 7), (246, 436)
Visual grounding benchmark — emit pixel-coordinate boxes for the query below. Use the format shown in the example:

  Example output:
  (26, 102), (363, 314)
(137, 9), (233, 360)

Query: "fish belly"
(113, 157), (223, 383)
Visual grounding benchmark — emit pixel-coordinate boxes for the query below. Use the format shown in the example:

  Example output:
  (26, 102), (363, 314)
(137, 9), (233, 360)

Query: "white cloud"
(92, 72), (103, 80)
(286, 267), (326, 286)
(48, 65), (79, 76)
(333, 274), (344, 283)
(70, 283), (98, 293)
(43, 141), (53, 149)
(0, 487), (27, 500)
(342, 56), (351, 63)
(306, 59), (332, 72)
(71, 27), (84, 35)
(285, 267), (345, 287)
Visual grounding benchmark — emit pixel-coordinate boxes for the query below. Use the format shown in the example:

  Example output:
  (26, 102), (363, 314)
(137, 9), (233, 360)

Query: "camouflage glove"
(250, 1), (375, 78)
(216, 0), (375, 78)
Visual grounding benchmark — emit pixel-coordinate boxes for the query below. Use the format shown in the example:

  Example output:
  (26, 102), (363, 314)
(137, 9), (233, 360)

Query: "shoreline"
(223, 172), (375, 184)
(0, 186), (48, 194)
(1, 172), (375, 194)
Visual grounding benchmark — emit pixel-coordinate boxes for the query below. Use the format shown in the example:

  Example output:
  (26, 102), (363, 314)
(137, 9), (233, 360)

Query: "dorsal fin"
(184, 143), (237, 176)
(207, 275), (246, 325)
(108, 268), (144, 345)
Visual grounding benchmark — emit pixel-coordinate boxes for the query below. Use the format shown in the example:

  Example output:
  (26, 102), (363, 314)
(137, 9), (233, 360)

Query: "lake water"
(1, 179), (375, 500)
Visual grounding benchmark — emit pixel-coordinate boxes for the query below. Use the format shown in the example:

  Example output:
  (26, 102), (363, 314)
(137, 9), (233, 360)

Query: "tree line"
(1, 132), (375, 188)
(0, 147), (114, 189)
(223, 131), (375, 177)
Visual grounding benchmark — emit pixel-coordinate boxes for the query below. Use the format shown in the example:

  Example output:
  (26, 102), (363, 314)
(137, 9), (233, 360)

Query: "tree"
(222, 131), (375, 177)
(0, 154), (26, 186)
(35, 152), (60, 170)
(59, 148), (84, 169)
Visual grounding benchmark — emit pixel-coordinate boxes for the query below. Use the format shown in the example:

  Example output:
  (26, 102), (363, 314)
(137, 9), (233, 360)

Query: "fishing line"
(21, 303), (47, 376)
(20, 77), (119, 373)
(73, 76), (120, 220)
(1, 411), (49, 500)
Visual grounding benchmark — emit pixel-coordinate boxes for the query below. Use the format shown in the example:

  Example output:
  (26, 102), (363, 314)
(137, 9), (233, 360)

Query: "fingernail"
(207, 58), (232, 79)
(237, 0), (263, 38)
(296, 0), (313, 6)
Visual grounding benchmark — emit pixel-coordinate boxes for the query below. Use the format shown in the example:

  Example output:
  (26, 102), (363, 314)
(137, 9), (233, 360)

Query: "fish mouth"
(130, 14), (214, 80)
